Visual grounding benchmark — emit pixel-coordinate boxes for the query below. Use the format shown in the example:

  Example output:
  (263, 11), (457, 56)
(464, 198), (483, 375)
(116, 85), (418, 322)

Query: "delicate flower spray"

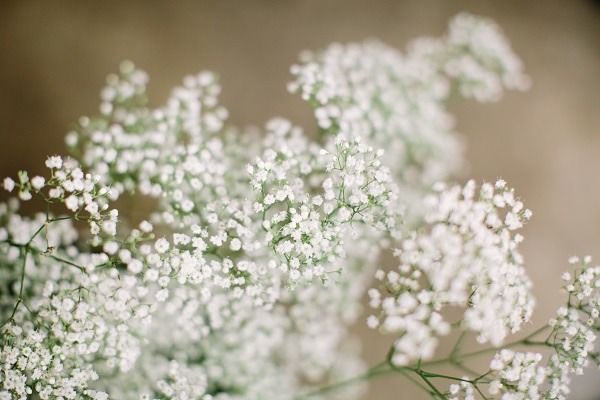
(0, 12), (596, 400)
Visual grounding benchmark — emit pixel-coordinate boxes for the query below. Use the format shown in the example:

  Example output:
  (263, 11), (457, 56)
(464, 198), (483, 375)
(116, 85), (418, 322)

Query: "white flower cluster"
(249, 120), (398, 284)
(447, 350), (546, 400)
(283, 231), (382, 383)
(66, 62), (228, 199)
(0, 166), (154, 400)
(368, 180), (534, 366)
(289, 13), (528, 219)
(448, 379), (476, 400)
(0, 13), (559, 400)
(542, 257), (600, 400)
(444, 257), (600, 400)
(487, 350), (546, 399)
(3, 156), (117, 236)
(65, 60), (400, 398)
(442, 12), (531, 101)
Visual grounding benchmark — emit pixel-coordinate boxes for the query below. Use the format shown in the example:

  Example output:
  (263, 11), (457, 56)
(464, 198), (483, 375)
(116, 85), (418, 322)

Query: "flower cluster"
(442, 12), (531, 101)
(368, 180), (534, 366)
(448, 379), (477, 400)
(2, 13), (579, 400)
(487, 350), (546, 399)
(0, 165), (152, 400)
(52, 59), (403, 398)
(289, 13), (528, 220)
(541, 257), (600, 399)
(249, 119), (398, 285)
(67, 62), (228, 199)
(3, 156), (117, 236)
(444, 257), (600, 400)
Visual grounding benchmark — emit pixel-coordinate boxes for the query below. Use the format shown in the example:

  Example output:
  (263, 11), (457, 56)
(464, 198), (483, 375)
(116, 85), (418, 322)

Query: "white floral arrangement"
(1, 13), (596, 400)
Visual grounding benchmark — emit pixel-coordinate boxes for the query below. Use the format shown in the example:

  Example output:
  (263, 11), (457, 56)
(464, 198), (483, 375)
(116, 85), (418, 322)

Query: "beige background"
(1, 1), (599, 398)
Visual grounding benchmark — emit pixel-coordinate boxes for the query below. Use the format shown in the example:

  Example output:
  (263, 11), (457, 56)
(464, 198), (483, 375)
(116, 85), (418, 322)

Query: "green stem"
(416, 372), (446, 399)
(1, 216), (76, 329)
(0, 247), (29, 329)
(449, 330), (467, 360)
(296, 325), (553, 399)
(45, 253), (86, 272)
(2, 241), (86, 272)
(424, 324), (551, 367)
(295, 361), (391, 399)
(396, 369), (431, 393)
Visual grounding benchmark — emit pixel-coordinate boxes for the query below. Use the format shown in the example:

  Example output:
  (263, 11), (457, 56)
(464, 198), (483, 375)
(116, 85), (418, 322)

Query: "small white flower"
(230, 238), (242, 251)
(45, 155), (63, 169)
(3, 177), (15, 192)
(65, 195), (79, 211)
(101, 220), (117, 236)
(127, 259), (143, 274)
(154, 238), (170, 254)
(18, 191), (32, 201)
(30, 176), (45, 190)
(156, 289), (169, 302)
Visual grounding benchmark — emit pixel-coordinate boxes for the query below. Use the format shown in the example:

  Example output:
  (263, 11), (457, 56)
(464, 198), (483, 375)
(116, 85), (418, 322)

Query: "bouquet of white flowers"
(1, 13), (597, 400)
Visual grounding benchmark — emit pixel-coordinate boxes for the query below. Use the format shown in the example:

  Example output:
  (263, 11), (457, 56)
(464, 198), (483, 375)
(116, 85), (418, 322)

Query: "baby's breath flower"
(30, 176), (45, 191)
(487, 350), (546, 399)
(370, 180), (534, 366)
(0, 13), (558, 400)
(45, 155), (63, 169)
(289, 13), (527, 222)
(3, 177), (15, 192)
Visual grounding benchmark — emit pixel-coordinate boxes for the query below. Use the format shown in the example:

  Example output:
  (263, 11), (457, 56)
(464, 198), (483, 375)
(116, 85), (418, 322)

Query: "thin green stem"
(2, 242), (86, 272)
(1, 247), (29, 329)
(296, 324), (554, 399)
(416, 372), (446, 399)
(424, 324), (551, 367)
(1, 216), (76, 329)
(45, 253), (86, 271)
(295, 361), (391, 399)
(396, 369), (431, 393)
(449, 330), (467, 360)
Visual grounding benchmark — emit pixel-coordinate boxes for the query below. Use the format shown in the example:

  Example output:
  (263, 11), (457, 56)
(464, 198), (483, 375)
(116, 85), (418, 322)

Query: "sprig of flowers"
(4, 12), (594, 400)
(438, 257), (600, 400)
(249, 121), (399, 285)
(288, 13), (529, 222)
(3, 156), (117, 237)
(368, 180), (534, 366)
(0, 160), (154, 400)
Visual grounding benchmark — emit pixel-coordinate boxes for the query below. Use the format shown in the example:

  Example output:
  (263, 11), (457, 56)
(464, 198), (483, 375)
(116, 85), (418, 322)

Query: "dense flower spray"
(1, 13), (597, 400)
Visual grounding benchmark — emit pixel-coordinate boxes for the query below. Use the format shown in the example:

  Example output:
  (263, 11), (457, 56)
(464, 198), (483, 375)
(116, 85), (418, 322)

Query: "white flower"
(18, 191), (31, 201)
(65, 195), (79, 211)
(154, 238), (170, 254)
(371, 180), (534, 366)
(156, 289), (169, 302)
(127, 259), (143, 274)
(139, 220), (153, 233)
(487, 350), (546, 398)
(101, 220), (117, 236)
(45, 155), (63, 169)
(3, 177), (15, 192)
(30, 176), (45, 190)
(230, 238), (242, 251)
(1, 15), (567, 400)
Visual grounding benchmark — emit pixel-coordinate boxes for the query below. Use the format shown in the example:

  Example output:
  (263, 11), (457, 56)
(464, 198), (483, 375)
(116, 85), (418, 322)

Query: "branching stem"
(294, 324), (552, 400)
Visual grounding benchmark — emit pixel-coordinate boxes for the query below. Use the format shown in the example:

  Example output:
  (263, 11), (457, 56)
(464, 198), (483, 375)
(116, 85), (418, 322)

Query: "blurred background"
(0, 0), (599, 398)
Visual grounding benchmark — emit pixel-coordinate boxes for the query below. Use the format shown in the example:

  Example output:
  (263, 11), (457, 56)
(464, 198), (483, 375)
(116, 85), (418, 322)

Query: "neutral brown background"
(1, 1), (599, 399)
